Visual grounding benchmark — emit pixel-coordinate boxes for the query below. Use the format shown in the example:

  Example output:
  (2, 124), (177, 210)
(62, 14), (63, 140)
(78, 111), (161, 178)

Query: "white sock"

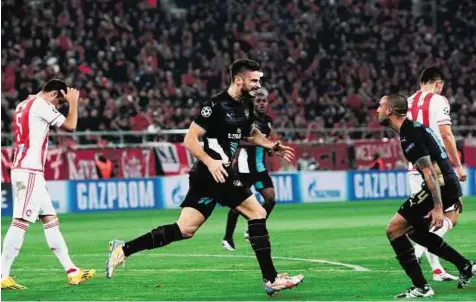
(427, 217), (453, 273)
(2, 221), (28, 280)
(414, 242), (427, 259)
(43, 219), (77, 274)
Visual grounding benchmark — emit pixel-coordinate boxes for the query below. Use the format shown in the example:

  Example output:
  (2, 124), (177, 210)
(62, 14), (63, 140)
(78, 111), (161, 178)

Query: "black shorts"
(397, 181), (463, 230)
(181, 166), (253, 219)
(239, 171), (274, 191)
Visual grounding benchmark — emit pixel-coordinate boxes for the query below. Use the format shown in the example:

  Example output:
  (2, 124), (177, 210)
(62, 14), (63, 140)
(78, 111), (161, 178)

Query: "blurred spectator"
(370, 153), (385, 170)
(1, 0), (475, 145)
(297, 152), (319, 171)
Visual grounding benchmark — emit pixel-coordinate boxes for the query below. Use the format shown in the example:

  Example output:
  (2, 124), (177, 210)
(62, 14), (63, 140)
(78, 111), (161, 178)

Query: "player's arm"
(414, 155), (444, 229)
(184, 103), (228, 183)
(266, 123), (279, 156)
(434, 96), (466, 181)
(246, 125), (294, 162)
(439, 125), (466, 181)
(183, 122), (214, 166)
(60, 88), (80, 132)
(183, 122), (228, 183)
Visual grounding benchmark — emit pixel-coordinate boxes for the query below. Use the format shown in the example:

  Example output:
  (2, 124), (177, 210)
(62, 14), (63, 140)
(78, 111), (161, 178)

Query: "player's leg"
(106, 184), (215, 279)
(386, 212), (433, 298)
(234, 194), (303, 296)
(407, 218), (474, 289)
(242, 174), (275, 241)
(424, 209), (459, 281)
(39, 215), (95, 285)
(1, 218), (29, 290)
(409, 173), (431, 258)
(257, 172), (276, 218)
(2, 171), (36, 290)
(409, 173), (458, 280)
(223, 173), (252, 249)
(37, 173), (95, 285)
(222, 209), (240, 251)
(404, 189), (474, 289)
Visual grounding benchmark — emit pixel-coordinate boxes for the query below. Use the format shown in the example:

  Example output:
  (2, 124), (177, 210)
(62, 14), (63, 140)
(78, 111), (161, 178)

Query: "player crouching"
(376, 94), (475, 298)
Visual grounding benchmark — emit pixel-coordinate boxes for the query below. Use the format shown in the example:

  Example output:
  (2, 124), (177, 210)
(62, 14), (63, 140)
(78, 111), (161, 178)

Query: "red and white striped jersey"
(406, 90), (451, 171)
(12, 95), (66, 174)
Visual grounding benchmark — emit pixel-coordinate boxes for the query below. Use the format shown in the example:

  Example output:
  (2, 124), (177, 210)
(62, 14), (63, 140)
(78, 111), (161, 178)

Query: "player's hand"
(429, 206), (444, 231)
(205, 159), (229, 183)
(272, 141), (294, 162)
(455, 166), (467, 182)
(61, 87), (80, 104)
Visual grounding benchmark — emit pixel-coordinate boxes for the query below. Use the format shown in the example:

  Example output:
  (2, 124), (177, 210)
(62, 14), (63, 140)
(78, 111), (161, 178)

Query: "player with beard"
(376, 94), (475, 298)
(106, 59), (304, 296)
(222, 88), (278, 251)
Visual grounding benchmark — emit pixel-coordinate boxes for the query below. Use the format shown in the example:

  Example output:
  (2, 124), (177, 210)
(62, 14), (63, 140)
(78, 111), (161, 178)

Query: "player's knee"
(13, 218), (29, 225)
(178, 225), (198, 239)
(250, 206), (267, 220)
(386, 224), (401, 240)
(40, 215), (58, 225)
(11, 218), (29, 230)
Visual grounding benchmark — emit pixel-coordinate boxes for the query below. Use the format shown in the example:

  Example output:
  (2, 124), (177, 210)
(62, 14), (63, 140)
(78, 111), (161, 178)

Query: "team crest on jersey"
(201, 106), (212, 118)
(233, 180), (243, 187)
(443, 107), (450, 116)
(245, 109), (249, 118)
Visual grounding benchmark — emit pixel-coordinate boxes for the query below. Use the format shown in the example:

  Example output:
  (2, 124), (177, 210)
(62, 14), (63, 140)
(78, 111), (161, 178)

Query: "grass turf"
(2, 198), (476, 301)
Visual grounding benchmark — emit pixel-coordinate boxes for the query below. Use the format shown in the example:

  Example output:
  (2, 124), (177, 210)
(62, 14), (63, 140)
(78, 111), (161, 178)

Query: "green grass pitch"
(2, 198), (476, 301)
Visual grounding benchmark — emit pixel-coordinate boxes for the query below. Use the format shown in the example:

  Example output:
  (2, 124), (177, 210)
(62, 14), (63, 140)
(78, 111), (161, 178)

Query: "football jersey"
(237, 112), (273, 174)
(407, 90), (451, 171)
(12, 95), (66, 174)
(400, 119), (460, 194)
(191, 90), (254, 174)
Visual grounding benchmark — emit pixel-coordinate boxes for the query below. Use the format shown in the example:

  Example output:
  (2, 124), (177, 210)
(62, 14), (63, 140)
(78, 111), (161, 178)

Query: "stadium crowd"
(2, 0), (476, 145)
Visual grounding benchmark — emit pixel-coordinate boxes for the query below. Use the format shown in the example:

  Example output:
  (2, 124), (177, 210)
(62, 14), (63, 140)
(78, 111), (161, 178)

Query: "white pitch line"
(14, 268), (360, 273)
(35, 253), (371, 272)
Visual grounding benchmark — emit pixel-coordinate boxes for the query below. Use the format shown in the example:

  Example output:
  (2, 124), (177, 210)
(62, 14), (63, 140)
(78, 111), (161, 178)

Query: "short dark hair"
(229, 58), (260, 81)
(386, 94), (408, 116)
(420, 67), (445, 84)
(42, 79), (67, 93)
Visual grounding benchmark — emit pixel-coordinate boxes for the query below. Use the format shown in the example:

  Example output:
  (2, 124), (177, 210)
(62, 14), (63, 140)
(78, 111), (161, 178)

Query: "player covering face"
(377, 94), (475, 299)
(106, 59), (303, 296)
(2, 79), (95, 290)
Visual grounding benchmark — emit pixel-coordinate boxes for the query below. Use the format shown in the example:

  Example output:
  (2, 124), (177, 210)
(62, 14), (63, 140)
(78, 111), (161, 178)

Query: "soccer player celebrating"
(376, 94), (475, 298)
(106, 59), (304, 296)
(1, 80), (95, 290)
(222, 88), (277, 251)
(407, 67), (467, 281)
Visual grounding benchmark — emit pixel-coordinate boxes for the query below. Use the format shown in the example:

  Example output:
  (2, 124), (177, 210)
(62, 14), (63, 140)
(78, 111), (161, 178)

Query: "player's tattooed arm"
(415, 155), (443, 208)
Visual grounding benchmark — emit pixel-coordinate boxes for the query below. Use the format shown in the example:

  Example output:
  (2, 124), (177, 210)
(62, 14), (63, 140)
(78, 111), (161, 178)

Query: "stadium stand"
(2, 0), (475, 144)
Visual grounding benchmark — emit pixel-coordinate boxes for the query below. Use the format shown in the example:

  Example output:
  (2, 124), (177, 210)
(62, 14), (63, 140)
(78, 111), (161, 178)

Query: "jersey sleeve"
(432, 95), (451, 126)
(193, 101), (217, 131)
(35, 100), (66, 127)
(402, 129), (430, 164)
